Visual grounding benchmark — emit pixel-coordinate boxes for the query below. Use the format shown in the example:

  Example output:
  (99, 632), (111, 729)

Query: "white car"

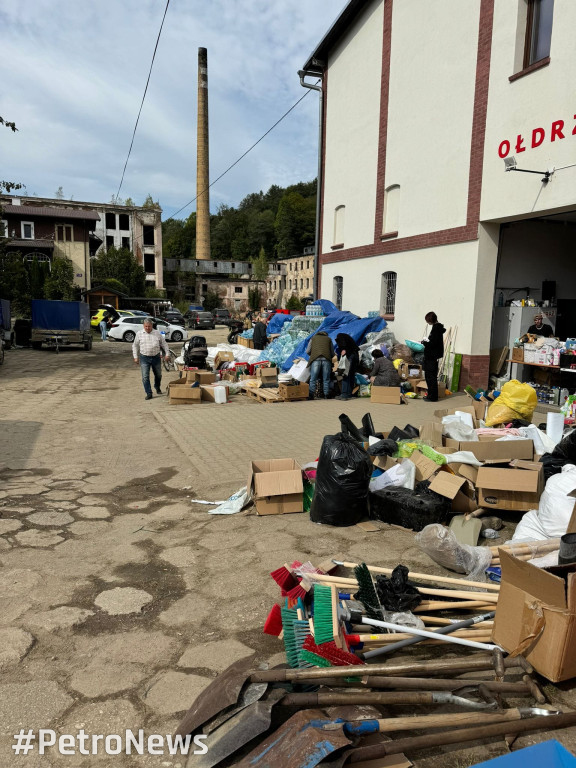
(107, 316), (187, 343)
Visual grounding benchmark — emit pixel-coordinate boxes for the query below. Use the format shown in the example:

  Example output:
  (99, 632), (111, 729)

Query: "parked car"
(107, 316), (187, 343)
(161, 310), (186, 326)
(212, 308), (231, 325)
(124, 309), (149, 316)
(90, 308), (134, 328)
(186, 311), (215, 330)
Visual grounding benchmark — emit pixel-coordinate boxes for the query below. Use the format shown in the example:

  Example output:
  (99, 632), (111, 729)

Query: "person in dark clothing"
(252, 316), (267, 350)
(335, 333), (359, 400)
(370, 349), (401, 387)
(421, 312), (446, 402)
(526, 313), (554, 338)
(306, 331), (335, 399)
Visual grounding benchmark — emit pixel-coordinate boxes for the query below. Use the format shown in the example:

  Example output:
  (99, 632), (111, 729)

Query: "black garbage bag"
(402, 424), (420, 438)
(310, 433), (373, 526)
(339, 413), (365, 442)
(367, 439), (398, 457)
(388, 426), (412, 442)
(540, 453), (567, 481)
(369, 480), (451, 532)
(375, 565), (422, 612)
(540, 429), (576, 481)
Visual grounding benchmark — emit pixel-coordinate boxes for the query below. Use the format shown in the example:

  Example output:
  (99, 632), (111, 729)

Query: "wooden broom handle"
(334, 560), (500, 592)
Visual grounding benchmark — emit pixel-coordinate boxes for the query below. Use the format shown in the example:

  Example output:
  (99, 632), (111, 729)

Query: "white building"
(303, 0), (575, 388)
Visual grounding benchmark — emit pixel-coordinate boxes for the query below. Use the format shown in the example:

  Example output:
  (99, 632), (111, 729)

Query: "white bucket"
(547, 411), (564, 446)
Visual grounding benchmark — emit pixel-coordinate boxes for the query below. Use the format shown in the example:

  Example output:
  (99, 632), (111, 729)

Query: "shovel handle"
(344, 709), (524, 734)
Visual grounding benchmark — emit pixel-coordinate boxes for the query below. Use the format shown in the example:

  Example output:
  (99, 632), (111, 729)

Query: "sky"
(0, 0), (347, 220)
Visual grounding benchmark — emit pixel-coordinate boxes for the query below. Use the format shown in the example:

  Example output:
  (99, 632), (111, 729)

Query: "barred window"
(381, 271), (397, 317)
(333, 276), (343, 311)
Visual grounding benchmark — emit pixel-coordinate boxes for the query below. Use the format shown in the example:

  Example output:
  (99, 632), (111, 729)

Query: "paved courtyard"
(0, 333), (575, 767)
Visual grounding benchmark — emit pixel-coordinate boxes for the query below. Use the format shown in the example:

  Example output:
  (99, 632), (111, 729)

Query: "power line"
(169, 84), (316, 220)
(115, 0), (171, 201)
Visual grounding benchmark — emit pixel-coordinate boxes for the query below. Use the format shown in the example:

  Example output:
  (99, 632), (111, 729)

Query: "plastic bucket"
(559, 532), (576, 565)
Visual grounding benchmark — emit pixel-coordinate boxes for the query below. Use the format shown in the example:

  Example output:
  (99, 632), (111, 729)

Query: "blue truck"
(31, 299), (92, 352)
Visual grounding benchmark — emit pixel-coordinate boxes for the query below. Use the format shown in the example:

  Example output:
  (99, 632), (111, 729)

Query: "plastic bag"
(375, 565), (422, 612)
(405, 339), (425, 352)
(367, 438), (398, 457)
(391, 344), (413, 363)
(530, 463), (576, 539)
(310, 433), (373, 526)
(415, 523), (492, 582)
(370, 460), (416, 492)
(395, 440), (447, 465)
(209, 486), (250, 515)
(442, 416), (478, 442)
(485, 380), (537, 427)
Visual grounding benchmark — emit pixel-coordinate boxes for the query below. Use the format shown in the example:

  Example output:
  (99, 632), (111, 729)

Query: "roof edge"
(302, 0), (366, 71)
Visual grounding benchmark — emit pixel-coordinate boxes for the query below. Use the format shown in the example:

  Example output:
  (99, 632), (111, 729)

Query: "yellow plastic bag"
(485, 380), (537, 427)
(393, 358), (403, 370)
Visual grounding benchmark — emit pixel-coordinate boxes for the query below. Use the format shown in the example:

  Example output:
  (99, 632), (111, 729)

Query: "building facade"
(266, 247), (315, 307)
(1, 194), (163, 292)
(163, 258), (265, 310)
(304, 0), (576, 388)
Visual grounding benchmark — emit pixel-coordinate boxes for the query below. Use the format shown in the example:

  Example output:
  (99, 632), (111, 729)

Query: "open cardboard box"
(443, 436), (534, 462)
(168, 377), (202, 404)
(371, 386), (405, 405)
(214, 350), (234, 369)
(278, 381), (309, 400)
(200, 383), (230, 403)
(434, 405), (480, 429)
(247, 458), (304, 515)
(193, 371), (216, 385)
(256, 367), (278, 388)
(416, 379), (447, 399)
(493, 509), (576, 681)
(476, 460), (543, 511)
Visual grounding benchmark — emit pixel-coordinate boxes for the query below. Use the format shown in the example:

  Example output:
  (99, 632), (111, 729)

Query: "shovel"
(449, 511), (484, 546)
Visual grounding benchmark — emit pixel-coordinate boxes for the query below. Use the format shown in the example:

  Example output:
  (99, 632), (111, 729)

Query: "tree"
(142, 194), (161, 210)
(29, 257), (48, 299)
(275, 190), (316, 260)
(0, 116), (23, 195)
(144, 286), (164, 298)
(248, 287), (261, 310)
(202, 290), (221, 312)
(286, 294), (304, 311)
(55, 187), (64, 199)
(91, 247), (146, 296)
(124, 197), (134, 207)
(0, 248), (30, 315)
(44, 257), (75, 300)
(251, 246), (268, 281)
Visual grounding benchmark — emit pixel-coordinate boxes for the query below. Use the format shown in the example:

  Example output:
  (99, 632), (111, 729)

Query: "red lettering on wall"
(515, 134), (526, 153)
(498, 140), (511, 158)
(551, 120), (565, 141)
(531, 127), (545, 148)
(572, 115), (576, 136)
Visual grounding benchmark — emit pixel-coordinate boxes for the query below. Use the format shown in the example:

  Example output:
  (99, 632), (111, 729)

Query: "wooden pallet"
(243, 386), (284, 404)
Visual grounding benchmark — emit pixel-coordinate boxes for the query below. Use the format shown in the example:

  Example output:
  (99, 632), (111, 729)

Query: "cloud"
(1, 0), (347, 217)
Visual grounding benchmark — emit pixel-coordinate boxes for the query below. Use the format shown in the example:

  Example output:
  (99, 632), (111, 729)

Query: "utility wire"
(169, 84), (316, 220)
(115, 0), (171, 201)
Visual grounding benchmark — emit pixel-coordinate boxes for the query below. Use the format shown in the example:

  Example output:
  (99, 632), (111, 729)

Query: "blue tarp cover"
(472, 740), (576, 768)
(312, 299), (339, 315)
(31, 300), (90, 331)
(267, 313), (293, 335)
(281, 311), (386, 371)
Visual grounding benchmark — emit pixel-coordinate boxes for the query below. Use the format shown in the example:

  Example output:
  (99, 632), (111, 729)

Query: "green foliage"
(142, 193), (161, 210)
(91, 247), (146, 297)
(29, 257), (48, 299)
(174, 300), (190, 315)
(251, 246), (268, 281)
(100, 277), (128, 294)
(0, 246), (30, 315)
(44, 257), (75, 301)
(275, 191), (316, 260)
(144, 286), (165, 298)
(162, 214), (195, 260)
(248, 287), (261, 310)
(0, 117), (23, 195)
(286, 294), (304, 311)
(55, 186), (64, 199)
(202, 290), (221, 312)
(124, 197), (134, 207)
(0, 116), (17, 132)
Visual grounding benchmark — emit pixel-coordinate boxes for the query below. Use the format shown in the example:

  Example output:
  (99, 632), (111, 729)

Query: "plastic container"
(213, 386), (226, 404)
(559, 532), (576, 565)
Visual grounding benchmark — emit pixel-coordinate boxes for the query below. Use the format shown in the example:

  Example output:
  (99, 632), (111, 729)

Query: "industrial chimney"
(196, 47), (210, 260)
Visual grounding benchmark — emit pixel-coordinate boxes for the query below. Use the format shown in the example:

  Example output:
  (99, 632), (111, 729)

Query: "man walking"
(99, 312), (109, 341)
(133, 318), (170, 400)
(306, 331), (335, 399)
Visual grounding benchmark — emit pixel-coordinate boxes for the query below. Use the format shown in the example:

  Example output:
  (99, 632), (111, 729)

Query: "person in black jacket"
(335, 333), (359, 400)
(252, 316), (267, 350)
(422, 312), (446, 402)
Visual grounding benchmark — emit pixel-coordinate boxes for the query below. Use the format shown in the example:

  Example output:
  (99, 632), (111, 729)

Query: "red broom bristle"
(286, 581), (307, 604)
(263, 603), (283, 636)
(302, 635), (364, 666)
(270, 565), (297, 591)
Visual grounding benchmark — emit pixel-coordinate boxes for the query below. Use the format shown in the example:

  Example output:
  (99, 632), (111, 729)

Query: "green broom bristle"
(299, 649), (332, 667)
(313, 584), (336, 645)
(281, 603), (300, 668)
(354, 563), (383, 623)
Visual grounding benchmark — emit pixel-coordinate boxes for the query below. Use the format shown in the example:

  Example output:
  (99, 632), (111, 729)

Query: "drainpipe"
(299, 63), (324, 301)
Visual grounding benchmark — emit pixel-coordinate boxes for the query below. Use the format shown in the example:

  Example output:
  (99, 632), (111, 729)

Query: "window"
(213, 261), (218, 268)
(525, 0), (554, 66)
(231, 262), (236, 269)
(55, 224), (73, 242)
(274, 281), (277, 290)
(288, 279), (292, 289)
(306, 261), (310, 269)
(1, 219), (7, 237)
(118, 213), (129, 230)
(202, 283), (208, 292)
(381, 271), (397, 317)
(105, 212), (116, 229)
(24, 252), (51, 264)
(333, 205), (345, 246)
(306, 278), (310, 289)
(383, 185), (400, 235)
(121, 237), (130, 249)
(106, 235), (114, 249)
(234, 286), (242, 294)
(301, 261), (304, 271)
(289, 263), (293, 271)
(300, 279), (303, 289)
(333, 276), (343, 310)
(144, 253), (155, 273)
(21, 221), (34, 239)
(143, 226), (155, 246)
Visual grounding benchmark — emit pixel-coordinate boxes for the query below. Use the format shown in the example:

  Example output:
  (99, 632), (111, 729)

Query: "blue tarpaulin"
(267, 313), (293, 335)
(312, 299), (339, 315)
(31, 300), (90, 331)
(281, 311), (386, 371)
(472, 740), (576, 768)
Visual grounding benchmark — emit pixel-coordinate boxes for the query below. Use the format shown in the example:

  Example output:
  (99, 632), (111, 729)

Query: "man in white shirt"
(132, 318), (170, 400)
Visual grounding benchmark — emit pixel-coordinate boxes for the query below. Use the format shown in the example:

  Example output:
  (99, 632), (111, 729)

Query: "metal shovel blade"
(450, 514), (482, 546)
(186, 689), (284, 768)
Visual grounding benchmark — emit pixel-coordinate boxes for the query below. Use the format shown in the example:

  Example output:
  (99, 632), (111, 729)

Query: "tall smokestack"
(196, 47), (210, 260)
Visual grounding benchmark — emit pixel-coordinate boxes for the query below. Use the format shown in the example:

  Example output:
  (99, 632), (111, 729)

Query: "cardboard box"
(194, 371), (216, 385)
(247, 458), (304, 515)
(409, 451), (439, 482)
(214, 350), (234, 369)
(476, 462), (543, 511)
(371, 386), (405, 404)
(398, 362), (423, 380)
(238, 336), (255, 349)
(256, 367), (278, 388)
(168, 378), (202, 404)
(435, 405), (479, 428)
(443, 436), (534, 462)
(463, 393), (489, 422)
(429, 470), (467, 500)
(492, 547), (576, 682)
(416, 380), (446, 400)
(200, 383), (230, 403)
(523, 343), (537, 364)
(419, 421), (444, 448)
(278, 381), (309, 400)
(512, 347), (524, 362)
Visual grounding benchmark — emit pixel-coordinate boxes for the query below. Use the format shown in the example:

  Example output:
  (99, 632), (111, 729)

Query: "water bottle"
(482, 529), (500, 539)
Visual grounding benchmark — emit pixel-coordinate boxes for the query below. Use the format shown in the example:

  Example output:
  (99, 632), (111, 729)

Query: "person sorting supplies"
(132, 317), (171, 400)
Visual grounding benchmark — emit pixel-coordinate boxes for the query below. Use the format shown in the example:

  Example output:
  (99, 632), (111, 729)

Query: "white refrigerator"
(491, 306), (557, 378)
